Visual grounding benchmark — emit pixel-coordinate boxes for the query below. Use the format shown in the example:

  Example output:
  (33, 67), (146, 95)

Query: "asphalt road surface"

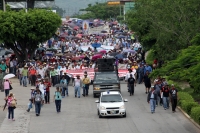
(0, 81), (199, 133)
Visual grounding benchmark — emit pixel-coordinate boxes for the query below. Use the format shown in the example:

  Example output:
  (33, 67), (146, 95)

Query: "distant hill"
(55, 0), (106, 16)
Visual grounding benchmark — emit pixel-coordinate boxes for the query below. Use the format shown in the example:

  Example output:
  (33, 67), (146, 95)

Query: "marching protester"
(143, 71), (151, 94)
(60, 76), (68, 97)
(54, 87), (62, 113)
(27, 87), (35, 112)
(127, 74), (136, 96)
(4, 79), (11, 97)
(44, 78), (51, 103)
(82, 73), (90, 97)
(169, 84), (178, 113)
(73, 75), (81, 98)
(21, 65), (28, 87)
(161, 83), (170, 110)
(6, 92), (17, 121)
(147, 86), (157, 114)
(33, 87), (44, 116)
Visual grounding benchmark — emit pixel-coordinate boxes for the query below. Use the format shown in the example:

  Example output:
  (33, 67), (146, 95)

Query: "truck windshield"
(95, 73), (118, 81)
(101, 94), (122, 102)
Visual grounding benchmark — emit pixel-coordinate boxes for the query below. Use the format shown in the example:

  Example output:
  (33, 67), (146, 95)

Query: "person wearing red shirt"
(44, 78), (51, 104)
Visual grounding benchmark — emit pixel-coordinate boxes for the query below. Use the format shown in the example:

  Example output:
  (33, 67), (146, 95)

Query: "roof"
(102, 91), (120, 95)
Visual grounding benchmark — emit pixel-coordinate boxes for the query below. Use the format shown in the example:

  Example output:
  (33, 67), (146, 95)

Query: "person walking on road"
(82, 73), (90, 97)
(33, 89), (43, 116)
(60, 76), (68, 97)
(6, 92), (17, 121)
(169, 84), (178, 113)
(161, 83), (170, 110)
(73, 75), (81, 98)
(147, 86), (157, 114)
(44, 78), (51, 104)
(127, 74), (136, 96)
(21, 65), (28, 87)
(54, 87), (62, 113)
(143, 71), (151, 94)
(4, 79), (11, 97)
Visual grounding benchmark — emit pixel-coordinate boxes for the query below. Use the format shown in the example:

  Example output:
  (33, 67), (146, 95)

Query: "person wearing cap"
(169, 84), (178, 113)
(161, 83), (170, 110)
(147, 86), (157, 114)
(21, 65), (28, 87)
(82, 73), (90, 97)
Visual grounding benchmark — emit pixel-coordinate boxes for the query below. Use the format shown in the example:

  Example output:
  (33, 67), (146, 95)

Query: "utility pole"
(3, 0), (5, 11)
(25, 0), (28, 13)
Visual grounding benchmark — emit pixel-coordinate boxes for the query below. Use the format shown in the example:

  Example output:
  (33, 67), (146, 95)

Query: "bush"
(181, 101), (199, 115)
(191, 106), (200, 124)
(178, 92), (194, 106)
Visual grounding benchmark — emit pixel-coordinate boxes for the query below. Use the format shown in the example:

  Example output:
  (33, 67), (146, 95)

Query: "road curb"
(177, 106), (200, 130)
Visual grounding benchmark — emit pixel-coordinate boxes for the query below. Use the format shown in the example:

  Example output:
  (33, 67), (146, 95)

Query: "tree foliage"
(150, 43), (200, 93)
(0, 9), (61, 61)
(126, 0), (200, 61)
(72, 2), (120, 20)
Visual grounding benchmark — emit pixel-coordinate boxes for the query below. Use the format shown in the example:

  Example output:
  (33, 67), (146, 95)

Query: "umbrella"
(72, 57), (81, 61)
(60, 34), (68, 38)
(3, 74), (15, 79)
(99, 50), (106, 54)
(46, 48), (57, 52)
(115, 54), (124, 59)
(64, 53), (75, 56)
(117, 35), (126, 39)
(123, 49), (136, 54)
(91, 43), (101, 48)
(55, 83), (68, 88)
(55, 53), (64, 56)
(92, 54), (102, 60)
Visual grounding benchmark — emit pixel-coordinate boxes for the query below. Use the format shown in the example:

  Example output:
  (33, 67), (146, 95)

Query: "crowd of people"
(0, 19), (178, 120)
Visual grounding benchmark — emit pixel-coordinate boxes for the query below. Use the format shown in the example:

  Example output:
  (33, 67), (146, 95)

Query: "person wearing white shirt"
(60, 65), (66, 75)
(76, 64), (81, 69)
(37, 67), (45, 79)
(125, 69), (136, 92)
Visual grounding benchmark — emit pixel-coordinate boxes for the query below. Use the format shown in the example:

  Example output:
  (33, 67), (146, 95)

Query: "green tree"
(126, 0), (200, 61)
(73, 2), (120, 20)
(0, 9), (61, 62)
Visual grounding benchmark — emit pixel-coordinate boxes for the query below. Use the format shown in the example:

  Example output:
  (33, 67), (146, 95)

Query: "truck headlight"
(100, 106), (106, 110)
(119, 105), (125, 109)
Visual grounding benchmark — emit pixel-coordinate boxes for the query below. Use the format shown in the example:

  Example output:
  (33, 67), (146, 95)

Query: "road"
(0, 79), (199, 133)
